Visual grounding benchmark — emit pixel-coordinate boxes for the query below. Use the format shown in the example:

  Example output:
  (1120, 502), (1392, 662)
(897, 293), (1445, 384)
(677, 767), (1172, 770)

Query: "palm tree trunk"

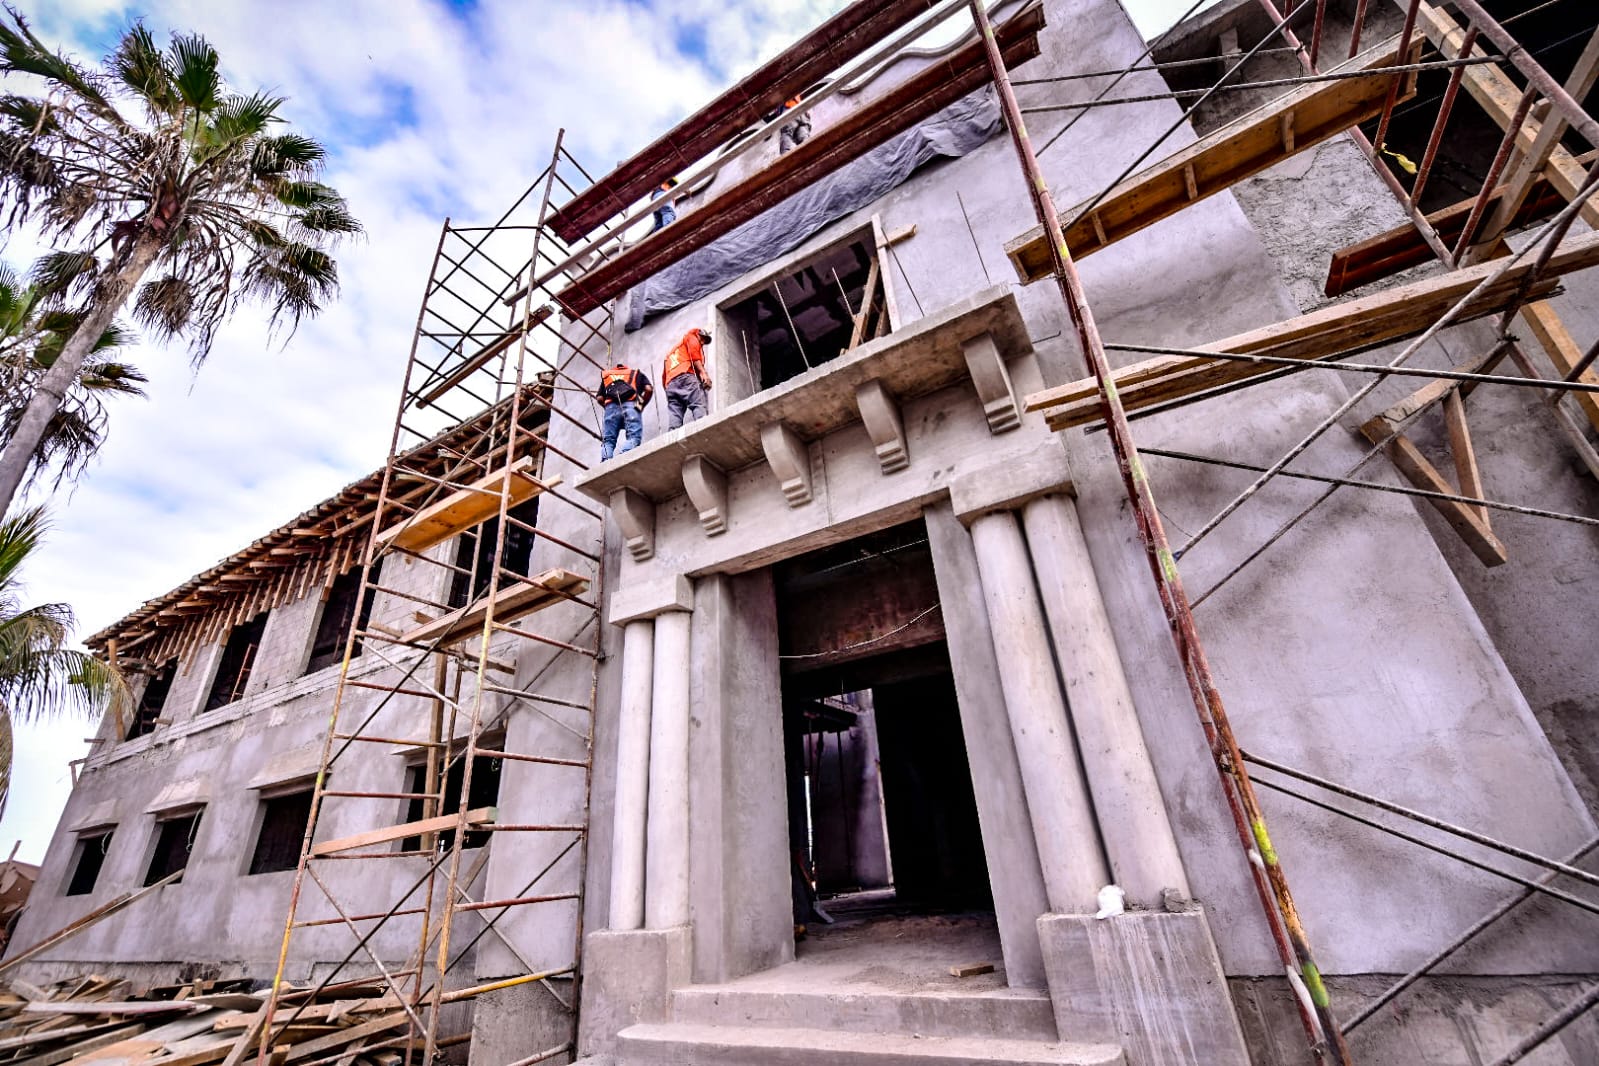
(0, 236), (162, 515)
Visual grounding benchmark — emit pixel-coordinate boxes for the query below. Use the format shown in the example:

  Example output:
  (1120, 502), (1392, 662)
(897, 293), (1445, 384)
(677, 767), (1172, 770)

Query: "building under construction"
(5, 0), (1599, 1063)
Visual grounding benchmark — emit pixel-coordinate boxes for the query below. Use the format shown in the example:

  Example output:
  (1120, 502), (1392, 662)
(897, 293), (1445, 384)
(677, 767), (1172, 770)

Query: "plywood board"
(398, 568), (588, 647)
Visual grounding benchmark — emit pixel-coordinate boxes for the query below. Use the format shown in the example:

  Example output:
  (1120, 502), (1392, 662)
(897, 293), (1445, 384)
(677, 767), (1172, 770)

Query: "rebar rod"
(1141, 446), (1599, 528)
(1344, 837), (1599, 1033)
(1487, 983), (1599, 1065)
(970, 3), (1344, 1059)
(1244, 751), (1599, 889)
(1410, 27), (1477, 208)
(1371, 0), (1422, 153)
(1451, 0), (1599, 148)
(1453, 87), (1537, 260)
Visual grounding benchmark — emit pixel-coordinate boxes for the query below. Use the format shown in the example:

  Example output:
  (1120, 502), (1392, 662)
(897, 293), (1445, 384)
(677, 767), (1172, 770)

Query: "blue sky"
(2, 0), (1219, 864)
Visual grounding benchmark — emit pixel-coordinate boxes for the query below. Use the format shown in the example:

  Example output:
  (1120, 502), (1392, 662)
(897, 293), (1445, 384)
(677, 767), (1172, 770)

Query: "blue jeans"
(601, 402), (642, 460)
(651, 203), (676, 232)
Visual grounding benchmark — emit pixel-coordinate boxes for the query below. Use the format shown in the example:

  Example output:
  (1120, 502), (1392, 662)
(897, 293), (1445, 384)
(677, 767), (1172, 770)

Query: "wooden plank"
(846, 253), (881, 352)
(8, 1023), (146, 1066)
(214, 1000), (270, 1066)
(1444, 391), (1487, 526)
(415, 305), (554, 409)
(374, 460), (558, 554)
(1361, 419), (1507, 566)
(1518, 301), (1599, 433)
(0, 871), (183, 976)
(397, 567), (588, 647)
(1412, 1), (1599, 230)
(281, 1012), (408, 1064)
(309, 807), (496, 857)
(1005, 35), (1419, 283)
(1026, 230), (1599, 429)
(22, 1001), (205, 1016)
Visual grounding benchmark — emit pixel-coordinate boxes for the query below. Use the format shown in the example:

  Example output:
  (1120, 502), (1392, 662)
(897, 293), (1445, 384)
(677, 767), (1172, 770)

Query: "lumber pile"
(0, 975), (416, 1066)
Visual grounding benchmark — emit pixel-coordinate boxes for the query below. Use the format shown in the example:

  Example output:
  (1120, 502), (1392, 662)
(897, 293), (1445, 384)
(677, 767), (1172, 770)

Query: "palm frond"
(0, 506), (46, 591)
(208, 91), (282, 144)
(29, 249), (98, 303)
(109, 23), (176, 114)
(166, 32), (220, 112)
(0, 7), (118, 120)
(251, 132), (323, 176)
(78, 360), (146, 395)
(132, 273), (194, 339)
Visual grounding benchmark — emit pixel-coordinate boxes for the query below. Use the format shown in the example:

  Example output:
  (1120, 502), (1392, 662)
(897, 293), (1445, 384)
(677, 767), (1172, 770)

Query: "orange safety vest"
(663, 330), (705, 385)
(600, 366), (642, 404)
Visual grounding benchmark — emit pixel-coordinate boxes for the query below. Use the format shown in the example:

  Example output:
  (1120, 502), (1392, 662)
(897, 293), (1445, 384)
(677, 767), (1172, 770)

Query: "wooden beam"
(415, 305), (553, 409)
(374, 459), (559, 554)
(1443, 391), (1487, 525)
(1025, 230), (1599, 430)
(310, 808), (496, 857)
(1518, 301), (1599, 433)
(398, 568), (588, 647)
(1005, 35), (1419, 283)
(1360, 418), (1507, 566)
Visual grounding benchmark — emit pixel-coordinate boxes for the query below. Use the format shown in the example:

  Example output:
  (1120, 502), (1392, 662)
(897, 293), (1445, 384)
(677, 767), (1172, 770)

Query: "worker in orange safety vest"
(596, 361), (653, 460)
(663, 328), (712, 429)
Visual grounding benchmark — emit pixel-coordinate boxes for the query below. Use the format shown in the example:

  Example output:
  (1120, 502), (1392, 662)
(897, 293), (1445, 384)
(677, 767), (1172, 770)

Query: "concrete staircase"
(612, 984), (1126, 1065)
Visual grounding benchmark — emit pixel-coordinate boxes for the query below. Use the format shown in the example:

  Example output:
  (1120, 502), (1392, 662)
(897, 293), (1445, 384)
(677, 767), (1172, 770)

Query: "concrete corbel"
(950, 439), (1075, 525)
(962, 331), (1022, 434)
(760, 422), (813, 507)
(609, 488), (656, 562)
(855, 379), (908, 474)
(681, 454), (729, 535)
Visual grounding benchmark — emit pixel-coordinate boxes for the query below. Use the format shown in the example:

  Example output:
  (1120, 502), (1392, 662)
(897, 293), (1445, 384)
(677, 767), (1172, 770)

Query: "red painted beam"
(544, 0), (947, 243)
(553, 3), (1046, 320)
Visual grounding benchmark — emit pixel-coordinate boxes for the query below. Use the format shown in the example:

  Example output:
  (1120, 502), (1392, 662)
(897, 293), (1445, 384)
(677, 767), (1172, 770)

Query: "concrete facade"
(10, 1), (1599, 1064)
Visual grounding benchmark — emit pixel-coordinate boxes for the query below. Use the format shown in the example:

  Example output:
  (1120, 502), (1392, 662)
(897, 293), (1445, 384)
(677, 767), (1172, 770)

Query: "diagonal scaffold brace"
(968, 2), (1351, 1062)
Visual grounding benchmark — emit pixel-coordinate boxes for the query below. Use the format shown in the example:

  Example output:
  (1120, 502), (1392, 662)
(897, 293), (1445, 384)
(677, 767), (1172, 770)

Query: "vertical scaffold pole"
(967, 3), (1350, 1062)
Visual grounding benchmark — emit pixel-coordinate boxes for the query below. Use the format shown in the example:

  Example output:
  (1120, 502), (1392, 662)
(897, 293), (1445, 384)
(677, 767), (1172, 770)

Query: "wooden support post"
(1360, 418), (1508, 566)
(1518, 302), (1599, 433)
(1443, 392), (1487, 525)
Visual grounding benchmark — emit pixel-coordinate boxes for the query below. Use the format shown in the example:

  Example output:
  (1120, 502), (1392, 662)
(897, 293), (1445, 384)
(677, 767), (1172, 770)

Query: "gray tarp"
(625, 86), (1002, 332)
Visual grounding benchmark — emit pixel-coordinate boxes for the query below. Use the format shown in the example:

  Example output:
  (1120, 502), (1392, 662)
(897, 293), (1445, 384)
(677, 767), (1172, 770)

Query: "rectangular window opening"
(204, 613), (268, 711)
(249, 790), (314, 875)
(721, 234), (889, 399)
(145, 809), (203, 886)
(400, 747), (503, 853)
(307, 562), (380, 675)
(448, 497), (540, 610)
(65, 830), (114, 896)
(127, 660), (176, 740)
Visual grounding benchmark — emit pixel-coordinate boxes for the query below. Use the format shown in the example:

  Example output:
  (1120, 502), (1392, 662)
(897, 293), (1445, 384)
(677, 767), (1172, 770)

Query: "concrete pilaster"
(646, 608), (692, 930)
(1021, 493), (1191, 906)
(969, 509), (1109, 913)
(608, 618), (654, 931)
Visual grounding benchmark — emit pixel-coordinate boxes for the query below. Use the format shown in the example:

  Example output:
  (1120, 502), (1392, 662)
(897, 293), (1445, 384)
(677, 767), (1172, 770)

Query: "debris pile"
(0, 975), (426, 1066)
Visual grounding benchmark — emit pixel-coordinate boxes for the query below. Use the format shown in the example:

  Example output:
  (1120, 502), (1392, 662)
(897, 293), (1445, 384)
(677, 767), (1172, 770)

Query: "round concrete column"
(646, 608), (692, 929)
(1022, 494), (1191, 905)
(969, 509), (1109, 913)
(608, 618), (654, 931)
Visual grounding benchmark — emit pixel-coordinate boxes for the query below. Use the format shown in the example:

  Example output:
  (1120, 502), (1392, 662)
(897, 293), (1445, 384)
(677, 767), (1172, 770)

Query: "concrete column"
(969, 509), (1109, 913)
(646, 608), (692, 929)
(608, 619), (655, 931)
(1022, 494), (1191, 906)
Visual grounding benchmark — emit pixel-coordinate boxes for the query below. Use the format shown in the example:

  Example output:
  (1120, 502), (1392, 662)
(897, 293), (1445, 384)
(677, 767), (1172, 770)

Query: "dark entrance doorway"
(775, 520), (993, 930)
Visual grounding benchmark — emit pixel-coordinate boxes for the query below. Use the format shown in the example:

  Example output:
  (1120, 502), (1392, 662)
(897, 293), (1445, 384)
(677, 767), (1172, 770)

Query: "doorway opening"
(775, 520), (993, 942)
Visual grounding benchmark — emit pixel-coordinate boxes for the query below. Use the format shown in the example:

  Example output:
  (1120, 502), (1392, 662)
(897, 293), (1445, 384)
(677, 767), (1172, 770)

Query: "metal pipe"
(968, 3), (1345, 1059)
(1371, 0), (1422, 153)
(1487, 984), (1599, 1065)
(1348, 0), (1371, 57)
(1410, 27), (1477, 208)
(1453, 87), (1538, 260)
(1450, 0), (1599, 149)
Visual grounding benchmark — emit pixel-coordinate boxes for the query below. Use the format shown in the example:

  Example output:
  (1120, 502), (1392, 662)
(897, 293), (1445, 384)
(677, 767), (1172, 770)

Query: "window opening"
(307, 562), (380, 675)
(249, 790), (314, 875)
(448, 496), (540, 609)
(65, 830), (114, 895)
(127, 660), (176, 739)
(400, 748), (503, 852)
(204, 613), (268, 711)
(721, 235), (888, 397)
(145, 809), (203, 885)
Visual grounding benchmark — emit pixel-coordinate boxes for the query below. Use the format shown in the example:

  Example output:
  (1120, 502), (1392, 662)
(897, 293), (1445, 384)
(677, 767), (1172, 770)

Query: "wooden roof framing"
(86, 384), (553, 665)
(541, 0), (944, 243)
(551, 2), (1047, 319)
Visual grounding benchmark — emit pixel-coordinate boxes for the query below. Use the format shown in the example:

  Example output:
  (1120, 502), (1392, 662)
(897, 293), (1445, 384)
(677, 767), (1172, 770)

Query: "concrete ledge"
(577, 926), (692, 1059)
(1039, 910), (1248, 1066)
(608, 574), (695, 626)
(951, 443), (1074, 524)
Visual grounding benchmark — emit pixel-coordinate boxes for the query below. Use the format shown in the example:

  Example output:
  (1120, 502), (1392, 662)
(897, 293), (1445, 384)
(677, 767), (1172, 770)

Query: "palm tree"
(0, 507), (124, 818)
(0, 10), (361, 512)
(0, 264), (146, 493)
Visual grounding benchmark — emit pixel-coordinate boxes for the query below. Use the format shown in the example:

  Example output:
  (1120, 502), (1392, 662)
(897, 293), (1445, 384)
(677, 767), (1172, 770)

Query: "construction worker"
(778, 97), (810, 154)
(650, 177), (678, 232)
(663, 328), (712, 429)
(596, 361), (653, 460)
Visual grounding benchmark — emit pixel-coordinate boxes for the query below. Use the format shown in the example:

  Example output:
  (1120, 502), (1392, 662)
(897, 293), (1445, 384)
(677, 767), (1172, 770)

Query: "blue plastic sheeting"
(624, 86), (1001, 332)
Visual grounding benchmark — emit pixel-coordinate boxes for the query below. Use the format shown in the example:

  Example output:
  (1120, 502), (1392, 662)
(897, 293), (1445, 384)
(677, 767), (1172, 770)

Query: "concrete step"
(671, 984), (1060, 1041)
(617, 1023), (1125, 1066)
